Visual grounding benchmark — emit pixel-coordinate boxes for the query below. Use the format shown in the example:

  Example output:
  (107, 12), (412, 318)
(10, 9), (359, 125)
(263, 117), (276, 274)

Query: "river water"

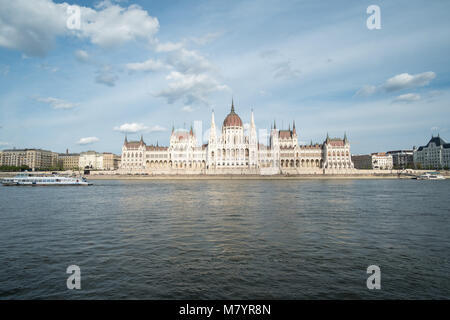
(0, 179), (449, 299)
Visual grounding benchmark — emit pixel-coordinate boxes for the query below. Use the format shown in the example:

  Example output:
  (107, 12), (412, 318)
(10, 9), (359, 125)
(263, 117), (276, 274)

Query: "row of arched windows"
(328, 151), (349, 157)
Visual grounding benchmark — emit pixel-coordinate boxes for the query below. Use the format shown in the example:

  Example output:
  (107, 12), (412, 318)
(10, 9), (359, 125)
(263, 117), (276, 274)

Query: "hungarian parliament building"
(119, 100), (354, 175)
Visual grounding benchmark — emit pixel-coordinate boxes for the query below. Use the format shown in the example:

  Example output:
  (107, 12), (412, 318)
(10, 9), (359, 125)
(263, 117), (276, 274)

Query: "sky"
(0, 0), (449, 155)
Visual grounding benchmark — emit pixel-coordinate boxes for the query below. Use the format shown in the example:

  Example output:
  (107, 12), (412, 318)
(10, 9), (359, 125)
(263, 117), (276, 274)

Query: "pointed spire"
(140, 134), (143, 142)
(172, 123), (174, 133)
(344, 132), (348, 143)
(251, 108), (255, 128)
(124, 134), (128, 144)
(231, 97), (235, 113)
(189, 123), (193, 136)
(326, 132), (330, 143)
(293, 120), (296, 134)
(273, 120), (276, 130)
(211, 109), (216, 128)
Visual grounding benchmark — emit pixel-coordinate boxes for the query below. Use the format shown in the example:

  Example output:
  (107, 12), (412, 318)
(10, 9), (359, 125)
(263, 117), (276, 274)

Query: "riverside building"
(79, 151), (103, 170)
(352, 152), (393, 170)
(413, 135), (450, 169)
(386, 150), (414, 168)
(58, 149), (80, 170)
(119, 100), (355, 175)
(0, 148), (58, 170)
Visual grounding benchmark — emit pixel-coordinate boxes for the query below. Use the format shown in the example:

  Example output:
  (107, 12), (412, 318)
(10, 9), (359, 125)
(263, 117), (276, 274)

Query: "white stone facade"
(413, 135), (450, 169)
(371, 152), (393, 170)
(79, 151), (104, 170)
(119, 101), (355, 174)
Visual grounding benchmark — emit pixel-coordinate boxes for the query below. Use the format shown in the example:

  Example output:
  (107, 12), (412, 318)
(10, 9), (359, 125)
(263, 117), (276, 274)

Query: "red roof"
(146, 146), (168, 151)
(223, 112), (243, 127)
(223, 100), (243, 127)
(328, 140), (344, 147)
(124, 141), (144, 149)
(279, 130), (293, 139)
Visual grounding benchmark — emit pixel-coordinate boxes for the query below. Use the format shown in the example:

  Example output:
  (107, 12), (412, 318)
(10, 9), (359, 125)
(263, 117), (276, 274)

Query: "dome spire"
(223, 99), (243, 127)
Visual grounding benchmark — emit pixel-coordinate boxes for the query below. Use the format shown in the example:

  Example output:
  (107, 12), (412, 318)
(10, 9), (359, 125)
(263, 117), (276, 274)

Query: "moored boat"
(414, 172), (446, 180)
(1, 172), (92, 186)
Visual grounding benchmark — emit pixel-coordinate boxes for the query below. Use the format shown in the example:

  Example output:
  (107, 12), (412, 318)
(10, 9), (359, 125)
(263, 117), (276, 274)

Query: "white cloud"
(355, 72), (436, 97)
(155, 71), (229, 106)
(0, 0), (159, 56)
(355, 85), (377, 97)
(125, 58), (164, 72)
(166, 48), (214, 74)
(155, 41), (184, 52)
(78, 3), (159, 48)
(77, 137), (99, 145)
(113, 123), (167, 133)
(181, 106), (194, 112)
(393, 93), (421, 103)
(114, 123), (149, 133)
(95, 65), (118, 86)
(190, 32), (222, 45)
(155, 46), (228, 106)
(0, 141), (10, 146)
(148, 125), (167, 132)
(35, 97), (78, 109)
(0, 0), (67, 57)
(74, 50), (90, 63)
(383, 72), (436, 92)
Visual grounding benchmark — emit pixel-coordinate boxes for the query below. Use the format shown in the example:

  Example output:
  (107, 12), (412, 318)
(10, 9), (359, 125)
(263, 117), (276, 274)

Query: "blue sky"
(0, 0), (449, 154)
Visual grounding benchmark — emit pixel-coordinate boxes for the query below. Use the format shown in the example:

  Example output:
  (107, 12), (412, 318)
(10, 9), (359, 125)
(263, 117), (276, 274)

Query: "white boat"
(1, 172), (92, 186)
(415, 172), (446, 180)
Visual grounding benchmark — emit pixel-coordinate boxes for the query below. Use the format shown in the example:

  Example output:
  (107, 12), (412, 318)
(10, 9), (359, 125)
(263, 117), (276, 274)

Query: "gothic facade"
(119, 100), (354, 174)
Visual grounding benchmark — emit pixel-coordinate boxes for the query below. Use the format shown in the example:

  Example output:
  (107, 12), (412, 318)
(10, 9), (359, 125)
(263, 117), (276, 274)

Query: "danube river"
(0, 179), (449, 299)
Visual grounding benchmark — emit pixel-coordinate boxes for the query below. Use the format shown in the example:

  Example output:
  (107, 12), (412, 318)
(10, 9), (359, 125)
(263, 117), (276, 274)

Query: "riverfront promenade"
(1, 170), (448, 180)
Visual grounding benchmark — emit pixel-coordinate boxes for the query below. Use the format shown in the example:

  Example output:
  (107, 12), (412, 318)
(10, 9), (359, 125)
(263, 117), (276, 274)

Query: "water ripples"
(0, 179), (449, 299)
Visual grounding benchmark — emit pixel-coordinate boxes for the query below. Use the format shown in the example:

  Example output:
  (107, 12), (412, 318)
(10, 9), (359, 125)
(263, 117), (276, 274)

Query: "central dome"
(223, 100), (243, 127)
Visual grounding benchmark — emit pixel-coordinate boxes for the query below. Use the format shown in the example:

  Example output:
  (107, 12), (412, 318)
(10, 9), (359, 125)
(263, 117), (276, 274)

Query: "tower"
(208, 109), (217, 168)
(249, 109), (258, 167)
